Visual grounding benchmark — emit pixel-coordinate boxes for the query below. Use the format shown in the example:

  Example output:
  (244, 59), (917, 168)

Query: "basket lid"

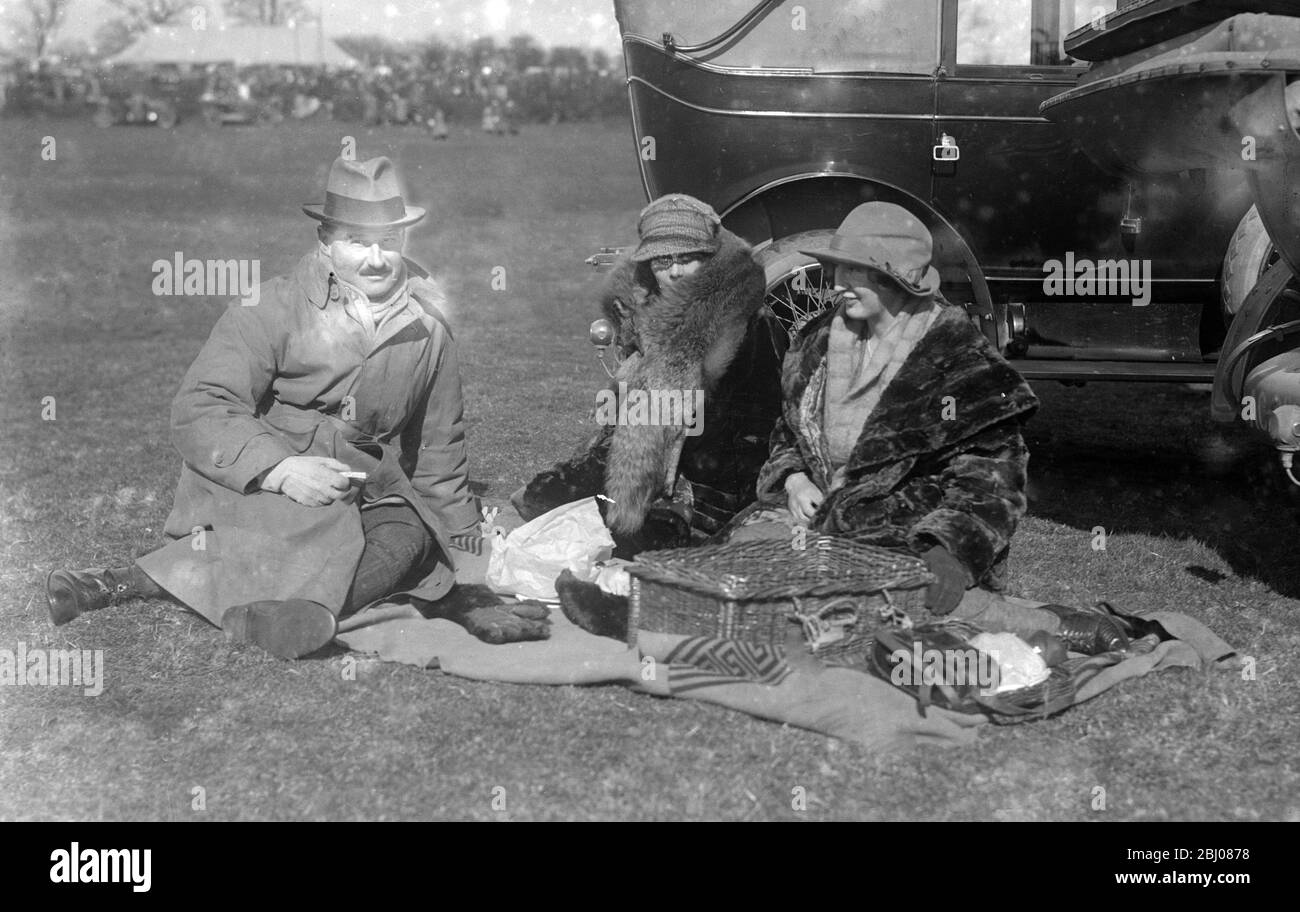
(627, 535), (934, 601)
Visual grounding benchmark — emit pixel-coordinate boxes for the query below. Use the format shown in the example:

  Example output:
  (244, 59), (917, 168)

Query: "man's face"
(833, 263), (911, 323)
(322, 225), (406, 301)
(650, 251), (707, 290)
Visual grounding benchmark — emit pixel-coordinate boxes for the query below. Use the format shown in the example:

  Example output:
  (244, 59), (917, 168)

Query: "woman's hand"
(784, 472), (823, 525)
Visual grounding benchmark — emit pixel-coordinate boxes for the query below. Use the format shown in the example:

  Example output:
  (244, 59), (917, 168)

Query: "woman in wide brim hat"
(731, 202), (1134, 655)
(743, 200), (963, 550)
(798, 201), (941, 298)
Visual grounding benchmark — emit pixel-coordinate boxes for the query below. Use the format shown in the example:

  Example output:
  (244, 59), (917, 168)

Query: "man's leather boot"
(46, 566), (156, 627)
(1040, 603), (1130, 655)
(221, 599), (337, 660)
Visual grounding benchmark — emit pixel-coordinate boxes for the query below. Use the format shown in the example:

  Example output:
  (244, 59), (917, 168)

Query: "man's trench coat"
(137, 251), (481, 626)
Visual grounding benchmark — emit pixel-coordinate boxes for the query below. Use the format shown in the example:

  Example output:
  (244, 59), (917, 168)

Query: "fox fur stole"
(598, 228), (766, 534)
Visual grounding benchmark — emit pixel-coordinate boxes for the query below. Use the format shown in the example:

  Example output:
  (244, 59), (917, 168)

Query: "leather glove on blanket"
(460, 601), (552, 644)
(921, 546), (972, 616)
(434, 584), (552, 644)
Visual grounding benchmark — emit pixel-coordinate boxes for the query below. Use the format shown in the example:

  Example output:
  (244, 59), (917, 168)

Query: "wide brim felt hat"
(302, 155), (425, 229)
(800, 202), (940, 297)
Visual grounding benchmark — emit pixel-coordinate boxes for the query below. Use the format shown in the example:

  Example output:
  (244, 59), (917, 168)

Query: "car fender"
(721, 172), (997, 344)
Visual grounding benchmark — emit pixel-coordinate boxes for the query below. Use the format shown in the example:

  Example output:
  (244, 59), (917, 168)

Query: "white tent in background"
(108, 25), (359, 68)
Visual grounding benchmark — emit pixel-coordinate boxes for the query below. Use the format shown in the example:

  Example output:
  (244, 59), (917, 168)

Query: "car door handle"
(933, 133), (960, 162)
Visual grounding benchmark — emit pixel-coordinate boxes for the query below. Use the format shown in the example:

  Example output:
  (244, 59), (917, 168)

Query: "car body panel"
(612, 0), (1264, 368)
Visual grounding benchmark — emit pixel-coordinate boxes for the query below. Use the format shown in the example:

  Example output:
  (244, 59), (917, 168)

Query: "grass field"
(1, 116), (1298, 821)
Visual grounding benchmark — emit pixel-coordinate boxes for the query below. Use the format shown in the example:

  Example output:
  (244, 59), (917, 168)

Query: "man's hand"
(261, 456), (352, 507)
(921, 545), (972, 615)
(784, 472), (824, 525)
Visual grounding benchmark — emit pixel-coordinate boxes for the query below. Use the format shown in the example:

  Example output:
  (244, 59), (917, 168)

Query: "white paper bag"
(486, 497), (615, 601)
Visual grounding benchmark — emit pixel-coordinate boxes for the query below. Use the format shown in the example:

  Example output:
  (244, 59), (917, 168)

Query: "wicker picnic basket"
(625, 535), (934, 659)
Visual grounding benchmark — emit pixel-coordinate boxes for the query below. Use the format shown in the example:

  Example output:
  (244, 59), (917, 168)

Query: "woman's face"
(650, 252), (707, 290)
(833, 263), (911, 323)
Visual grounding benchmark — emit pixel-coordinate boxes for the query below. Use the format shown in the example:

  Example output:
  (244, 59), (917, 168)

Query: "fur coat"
(756, 301), (1039, 589)
(516, 227), (782, 548)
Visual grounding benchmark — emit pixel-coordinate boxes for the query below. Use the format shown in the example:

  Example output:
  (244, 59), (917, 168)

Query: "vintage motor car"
(1042, 0), (1300, 474)
(599, 0), (1300, 478)
(199, 66), (286, 126)
(91, 92), (179, 129)
(88, 68), (180, 128)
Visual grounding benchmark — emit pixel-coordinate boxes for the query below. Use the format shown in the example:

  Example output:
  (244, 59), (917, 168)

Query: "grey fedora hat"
(302, 155), (425, 229)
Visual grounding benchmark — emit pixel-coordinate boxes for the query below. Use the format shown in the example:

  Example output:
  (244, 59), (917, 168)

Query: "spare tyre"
(1222, 204), (1278, 320)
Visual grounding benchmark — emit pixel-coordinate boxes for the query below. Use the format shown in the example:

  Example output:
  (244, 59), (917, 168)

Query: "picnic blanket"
(335, 524), (1237, 753)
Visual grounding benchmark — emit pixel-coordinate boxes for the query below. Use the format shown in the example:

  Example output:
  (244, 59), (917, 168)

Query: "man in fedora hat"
(46, 155), (550, 657)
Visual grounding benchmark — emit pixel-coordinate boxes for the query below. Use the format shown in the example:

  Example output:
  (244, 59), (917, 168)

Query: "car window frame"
(619, 0), (946, 78)
(942, 0), (1094, 81)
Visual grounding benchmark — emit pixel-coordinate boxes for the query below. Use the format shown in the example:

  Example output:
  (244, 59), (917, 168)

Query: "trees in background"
(5, 0), (71, 61)
(92, 0), (192, 59)
(328, 32), (625, 124)
(1, 10), (627, 125)
(223, 0), (314, 26)
(108, 0), (193, 29)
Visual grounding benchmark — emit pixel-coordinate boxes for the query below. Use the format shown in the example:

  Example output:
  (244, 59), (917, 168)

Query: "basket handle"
(789, 595), (860, 649)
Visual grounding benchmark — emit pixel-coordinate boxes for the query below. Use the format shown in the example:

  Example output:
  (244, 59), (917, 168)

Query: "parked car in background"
(88, 68), (180, 128)
(91, 91), (179, 128)
(607, 0), (1275, 389)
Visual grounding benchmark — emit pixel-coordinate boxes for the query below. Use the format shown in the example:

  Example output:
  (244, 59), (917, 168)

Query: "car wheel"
(1222, 204), (1277, 319)
(155, 104), (178, 129)
(92, 106), (114, 128)
(753, 230), (841, 339)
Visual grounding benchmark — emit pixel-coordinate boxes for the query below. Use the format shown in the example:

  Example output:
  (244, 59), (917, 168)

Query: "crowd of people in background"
(0, 41), (627, 131)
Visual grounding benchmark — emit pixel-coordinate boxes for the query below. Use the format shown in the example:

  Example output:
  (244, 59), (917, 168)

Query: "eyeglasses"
(649, 252), (706, 270)
(334, 230), (406, 252)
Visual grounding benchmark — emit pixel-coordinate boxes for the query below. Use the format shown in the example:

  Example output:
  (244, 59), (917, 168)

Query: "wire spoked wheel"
(754, 229), (842, 339)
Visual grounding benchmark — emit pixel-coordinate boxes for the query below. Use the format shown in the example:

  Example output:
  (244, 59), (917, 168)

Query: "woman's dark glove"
(921, 546), (971, 615)
(555, 569), (630, 641)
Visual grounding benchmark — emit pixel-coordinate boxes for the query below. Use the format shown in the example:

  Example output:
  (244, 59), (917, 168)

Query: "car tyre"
(1222, 204), (1277, 319)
